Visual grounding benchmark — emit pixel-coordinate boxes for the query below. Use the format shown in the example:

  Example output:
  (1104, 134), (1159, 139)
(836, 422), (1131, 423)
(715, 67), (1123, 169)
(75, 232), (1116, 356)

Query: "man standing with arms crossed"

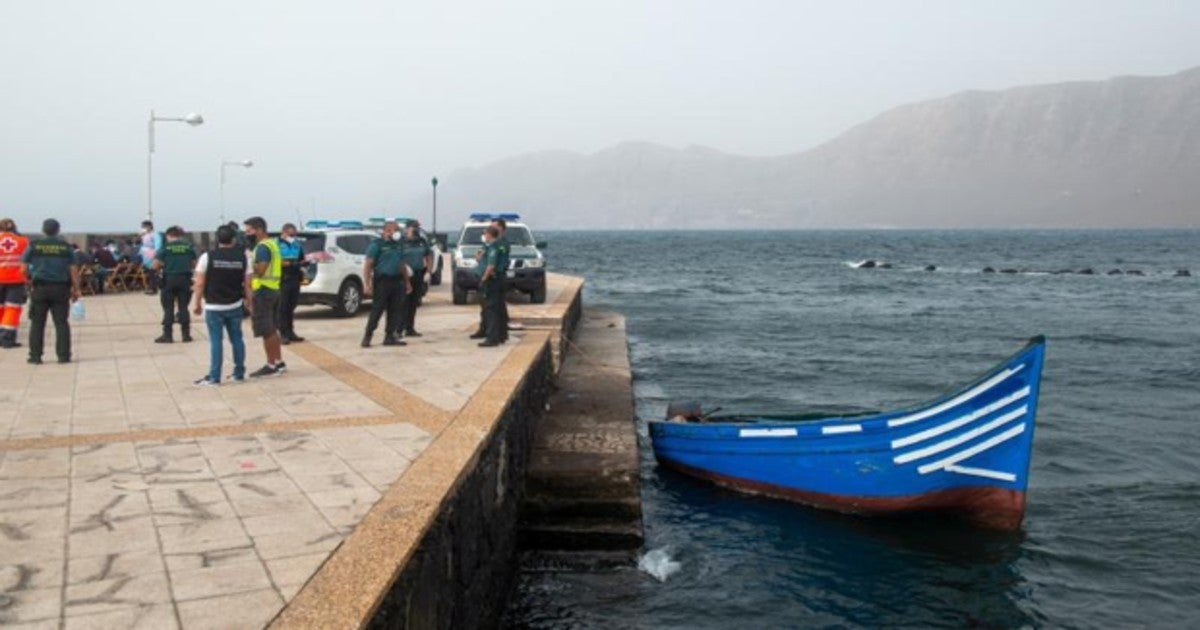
(190, 225), (254, 386)
(397, 219), (433, 339)
(243, 217), (286, 377)
(0, 219), (29, 349)
(153, 226), (197, 343)
(277, 222), (306, 345)
(22, 219), (81, 364)
(361, 220), (411, 348)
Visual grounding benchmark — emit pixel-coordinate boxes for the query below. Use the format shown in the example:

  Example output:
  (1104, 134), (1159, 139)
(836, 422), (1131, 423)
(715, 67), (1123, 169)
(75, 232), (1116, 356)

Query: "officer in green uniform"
(21, 219), (81, 364)
(153, 226), (197, 343)
(396, 219), (433, 338)
(362, 220), (411, 348)
(477, 226), (504, 347)
(490, 218), (511, 343)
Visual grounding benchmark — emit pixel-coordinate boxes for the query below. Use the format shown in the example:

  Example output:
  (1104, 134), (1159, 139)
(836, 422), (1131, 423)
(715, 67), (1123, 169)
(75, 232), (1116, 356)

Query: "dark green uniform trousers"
(28, 283), (71, 361)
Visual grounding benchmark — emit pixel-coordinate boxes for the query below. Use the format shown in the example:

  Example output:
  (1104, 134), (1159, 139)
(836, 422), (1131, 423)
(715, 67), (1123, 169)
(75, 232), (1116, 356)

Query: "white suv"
(296, 222), (377, 317)
(450, 214), (547, 304)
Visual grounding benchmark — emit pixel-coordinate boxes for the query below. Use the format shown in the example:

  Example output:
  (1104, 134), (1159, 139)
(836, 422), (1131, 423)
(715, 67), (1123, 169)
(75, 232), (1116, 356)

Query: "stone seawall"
(368, 345), (554, 629)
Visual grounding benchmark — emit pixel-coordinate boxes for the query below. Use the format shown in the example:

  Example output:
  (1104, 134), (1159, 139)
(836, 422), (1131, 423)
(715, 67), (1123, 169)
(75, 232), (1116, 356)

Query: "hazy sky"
(2, 1), (1198, 231)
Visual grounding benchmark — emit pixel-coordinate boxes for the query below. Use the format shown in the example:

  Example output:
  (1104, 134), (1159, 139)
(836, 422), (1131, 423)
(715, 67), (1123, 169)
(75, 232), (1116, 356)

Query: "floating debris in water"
(638, 547), (681, 582)
(982, 267), (996, 273)
(1176, 269), (1191, 277)
(924, 265), (937, 271)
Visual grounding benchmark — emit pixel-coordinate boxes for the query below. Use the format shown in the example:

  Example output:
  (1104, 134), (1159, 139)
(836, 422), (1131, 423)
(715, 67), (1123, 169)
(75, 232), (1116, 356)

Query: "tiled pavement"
(0, 271), (575, 629)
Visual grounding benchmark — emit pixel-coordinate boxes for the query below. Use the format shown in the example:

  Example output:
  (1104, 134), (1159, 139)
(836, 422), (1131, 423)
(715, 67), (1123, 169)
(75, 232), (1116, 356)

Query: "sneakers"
(276, 362), (288, 373)
(227, 373), (246, 383)
(249, 364), (280, 378)
(382, 336), (406, 346)
(193, 376), (220, 387)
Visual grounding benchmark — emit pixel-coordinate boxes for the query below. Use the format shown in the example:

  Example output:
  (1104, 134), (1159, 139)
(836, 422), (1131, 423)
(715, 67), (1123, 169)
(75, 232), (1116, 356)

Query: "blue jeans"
(205, 308), (246, 382)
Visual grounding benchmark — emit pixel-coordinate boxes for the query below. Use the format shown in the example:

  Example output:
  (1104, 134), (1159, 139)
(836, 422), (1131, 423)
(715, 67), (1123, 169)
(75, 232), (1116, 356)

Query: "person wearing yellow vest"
(242, 216), (286, 377)
(0, 218), (30, 349)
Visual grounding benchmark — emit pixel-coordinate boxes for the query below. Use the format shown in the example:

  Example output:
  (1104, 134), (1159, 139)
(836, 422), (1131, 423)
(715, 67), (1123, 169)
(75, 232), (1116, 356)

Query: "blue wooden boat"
(649, 336), (1046, 530)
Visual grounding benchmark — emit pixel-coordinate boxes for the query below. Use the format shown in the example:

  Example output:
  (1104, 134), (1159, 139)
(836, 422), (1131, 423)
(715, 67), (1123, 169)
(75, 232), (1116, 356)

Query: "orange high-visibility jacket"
(0, 231), (30, 284)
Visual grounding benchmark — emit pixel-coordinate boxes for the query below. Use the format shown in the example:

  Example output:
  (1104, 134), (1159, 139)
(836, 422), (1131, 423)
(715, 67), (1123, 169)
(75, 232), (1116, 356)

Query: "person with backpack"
(190, 225), (253, 386)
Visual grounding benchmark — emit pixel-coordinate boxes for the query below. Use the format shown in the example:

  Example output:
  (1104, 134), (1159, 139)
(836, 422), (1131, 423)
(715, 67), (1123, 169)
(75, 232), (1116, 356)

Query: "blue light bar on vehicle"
(304, 219), (329, 229)
(326, 220), (364, 229)
(468, 212), (521, 221)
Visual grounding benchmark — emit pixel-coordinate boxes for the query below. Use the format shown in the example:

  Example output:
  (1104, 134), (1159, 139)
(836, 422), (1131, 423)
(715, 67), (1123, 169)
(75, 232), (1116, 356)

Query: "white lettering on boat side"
(738, 428), (798, 438)
(886, 364), (1026, 428)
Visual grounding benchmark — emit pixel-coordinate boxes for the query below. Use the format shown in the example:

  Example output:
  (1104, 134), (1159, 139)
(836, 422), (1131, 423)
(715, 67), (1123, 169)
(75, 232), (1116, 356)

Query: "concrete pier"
(519, 310), (643, 558)
(0, 268), (592, 629)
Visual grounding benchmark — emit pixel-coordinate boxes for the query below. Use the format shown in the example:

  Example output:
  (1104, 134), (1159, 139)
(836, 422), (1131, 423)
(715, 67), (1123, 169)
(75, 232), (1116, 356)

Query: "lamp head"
(183, 113), (204, 126)
(241, 160), (254, 168)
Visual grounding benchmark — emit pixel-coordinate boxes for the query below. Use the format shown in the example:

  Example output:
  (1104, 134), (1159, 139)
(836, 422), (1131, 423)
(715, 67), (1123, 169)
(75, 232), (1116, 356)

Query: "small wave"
(638, 547), (682, 582)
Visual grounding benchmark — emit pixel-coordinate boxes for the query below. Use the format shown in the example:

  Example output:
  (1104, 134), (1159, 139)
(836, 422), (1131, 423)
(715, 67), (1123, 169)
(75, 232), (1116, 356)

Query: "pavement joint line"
(0, 414), (402, 452)
(282, 341), (453, 434)
(269, 329), (554, 630)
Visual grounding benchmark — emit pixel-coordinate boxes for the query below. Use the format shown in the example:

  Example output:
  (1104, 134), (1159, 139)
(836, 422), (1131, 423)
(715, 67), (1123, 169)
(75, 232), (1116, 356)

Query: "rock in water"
(982, 267), (996, 273)
(1176, 269), (1191, 277)
(924, 265), (937, 271)
(857, 260), (877, 269)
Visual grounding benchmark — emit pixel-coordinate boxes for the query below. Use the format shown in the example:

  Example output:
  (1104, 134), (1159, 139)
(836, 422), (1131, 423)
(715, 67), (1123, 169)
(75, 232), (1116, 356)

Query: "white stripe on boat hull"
(887, 364), (1026, 428)
(739, 428), (798, 438)
(893, 405), (1028, 465)
(822, 424), (862, 435)
(945, 465), (1017, 482)
(891, 385), (1031, 449)
(917, 423), (1027, 475)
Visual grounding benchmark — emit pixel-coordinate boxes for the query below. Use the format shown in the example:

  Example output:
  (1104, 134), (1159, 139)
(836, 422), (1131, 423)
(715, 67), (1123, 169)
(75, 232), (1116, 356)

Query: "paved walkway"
(0, 271), (577, 629)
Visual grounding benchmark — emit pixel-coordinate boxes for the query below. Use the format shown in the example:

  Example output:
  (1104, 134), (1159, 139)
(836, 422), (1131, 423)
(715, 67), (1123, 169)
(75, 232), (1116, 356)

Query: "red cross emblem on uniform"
(0, 237), (17, 254)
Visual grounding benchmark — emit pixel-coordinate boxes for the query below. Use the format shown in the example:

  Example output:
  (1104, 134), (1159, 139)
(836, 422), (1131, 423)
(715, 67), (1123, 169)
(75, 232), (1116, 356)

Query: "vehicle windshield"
(459, 226), (534, 246)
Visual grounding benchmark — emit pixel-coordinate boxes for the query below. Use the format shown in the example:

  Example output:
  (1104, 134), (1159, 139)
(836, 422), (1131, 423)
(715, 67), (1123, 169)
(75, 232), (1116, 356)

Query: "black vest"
(204, 247), (246, 306)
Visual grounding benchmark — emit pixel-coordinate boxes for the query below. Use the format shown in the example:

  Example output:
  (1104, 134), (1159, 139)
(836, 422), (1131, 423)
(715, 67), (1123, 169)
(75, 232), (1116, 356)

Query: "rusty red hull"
(660, 458), (1027, 530)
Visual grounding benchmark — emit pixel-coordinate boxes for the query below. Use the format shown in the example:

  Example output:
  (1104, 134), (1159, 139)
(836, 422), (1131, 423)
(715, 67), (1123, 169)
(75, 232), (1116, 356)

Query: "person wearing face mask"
(276, 223), (306, 344)
(243, 216), (286, 377)
(361, 220), (411, 348)
(396, 219), (433, 339)
(476, 226), (504, 347)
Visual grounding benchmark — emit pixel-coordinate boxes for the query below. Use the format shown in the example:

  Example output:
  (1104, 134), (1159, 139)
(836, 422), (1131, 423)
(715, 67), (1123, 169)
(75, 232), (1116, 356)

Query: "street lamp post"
(431, 176), (439, 235)
(219, 159), (254, 224)
(147, 110), (204, 223)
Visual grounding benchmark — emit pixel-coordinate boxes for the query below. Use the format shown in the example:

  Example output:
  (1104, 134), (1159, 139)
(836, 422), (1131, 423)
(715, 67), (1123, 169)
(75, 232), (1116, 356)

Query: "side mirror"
(535, 241), (548, 249)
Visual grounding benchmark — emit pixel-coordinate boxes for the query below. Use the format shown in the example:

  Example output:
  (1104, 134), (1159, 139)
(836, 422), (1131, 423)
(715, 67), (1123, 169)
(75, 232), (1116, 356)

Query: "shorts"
(251, 289), (280, 337)
(0, 283), (27, 305)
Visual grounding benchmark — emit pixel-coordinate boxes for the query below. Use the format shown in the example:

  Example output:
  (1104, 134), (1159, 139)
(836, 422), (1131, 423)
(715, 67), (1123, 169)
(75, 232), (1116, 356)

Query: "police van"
(449, 213), (547, 305)
(295, 218), (444, 317)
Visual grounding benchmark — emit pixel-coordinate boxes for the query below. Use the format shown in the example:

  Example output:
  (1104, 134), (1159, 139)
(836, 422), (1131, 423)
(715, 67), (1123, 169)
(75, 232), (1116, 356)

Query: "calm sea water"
(502, 230), (1199, 630)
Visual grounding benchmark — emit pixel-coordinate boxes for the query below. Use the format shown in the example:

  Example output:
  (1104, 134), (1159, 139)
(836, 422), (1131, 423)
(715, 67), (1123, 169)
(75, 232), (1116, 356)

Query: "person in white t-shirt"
(190, 225), (254, 386)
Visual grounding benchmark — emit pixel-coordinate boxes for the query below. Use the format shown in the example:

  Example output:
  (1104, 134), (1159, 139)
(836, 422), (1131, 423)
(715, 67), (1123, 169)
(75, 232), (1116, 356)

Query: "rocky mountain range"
(422, 67), (1200, 228)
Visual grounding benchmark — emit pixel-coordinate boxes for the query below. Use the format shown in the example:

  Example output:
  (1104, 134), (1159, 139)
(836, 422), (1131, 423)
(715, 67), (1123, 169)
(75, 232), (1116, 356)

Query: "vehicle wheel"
(333, 278), (363, 317)
(452, 282), (467, 305)
(530, 285), (547, 304)
(430, 264), (443, 286)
